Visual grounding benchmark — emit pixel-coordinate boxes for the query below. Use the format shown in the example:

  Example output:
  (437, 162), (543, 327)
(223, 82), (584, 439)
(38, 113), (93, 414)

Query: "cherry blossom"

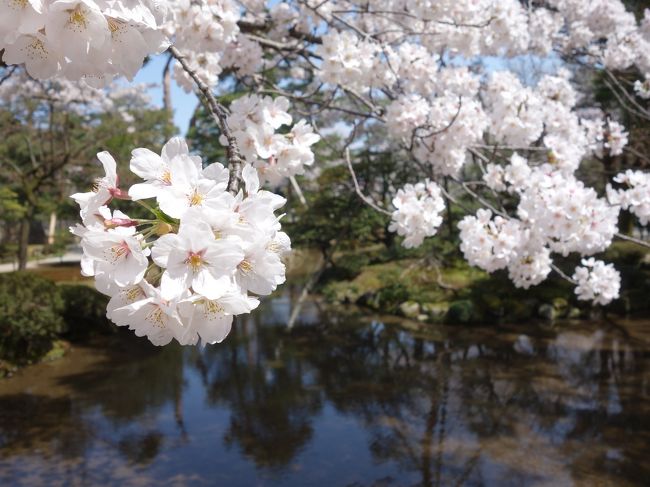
(70, 138), (291, 346)
(572, 259), (621, 306)
(389, 180), (446, 249)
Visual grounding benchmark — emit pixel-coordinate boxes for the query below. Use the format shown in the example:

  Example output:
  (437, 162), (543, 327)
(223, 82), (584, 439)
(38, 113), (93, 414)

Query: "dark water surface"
(1, 291), (649, 486)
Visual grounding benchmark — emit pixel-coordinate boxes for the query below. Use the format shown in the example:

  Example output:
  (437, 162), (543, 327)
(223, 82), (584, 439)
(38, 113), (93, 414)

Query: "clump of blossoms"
(457, 160), (621, 302)
(457, 209), (552, 289)
(0, 0), (168, 83)
(388, 180), (445, 249)
(607, 170), (650, 226)
(70, 137), (290, 346)
(572, 259), (621, 306)
(225, 94), (320, 185)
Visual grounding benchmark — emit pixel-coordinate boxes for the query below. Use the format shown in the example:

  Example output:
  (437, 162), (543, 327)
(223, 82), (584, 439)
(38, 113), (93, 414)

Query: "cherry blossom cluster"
(607, 170), (650, 226)
(225, 95), (320, 185)
(70, 137), (290, 346)
(386, 93), (488, 177)
(460, 159), (622, 301)
(315, 30), (381, 91)
(165, 0), (255, 92)
(634, 75), (650, 99)
(0, 0), (168, 83)
(458, 210), (552, 290)
(309, 1), (650, 74)
(388, 180), (445, 249)
(572, 259), (621, 306)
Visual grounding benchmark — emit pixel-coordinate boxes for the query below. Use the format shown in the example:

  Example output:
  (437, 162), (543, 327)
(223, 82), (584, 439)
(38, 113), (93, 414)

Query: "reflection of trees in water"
(300, 317), (650, 486)
(0, 393), (93, 460)
(58, 338), (186, 425)
(199, 305), (649, 486)
(0, 302), (648, 485)
(0, 334), (187, 469)
(194, 309), (323, 468)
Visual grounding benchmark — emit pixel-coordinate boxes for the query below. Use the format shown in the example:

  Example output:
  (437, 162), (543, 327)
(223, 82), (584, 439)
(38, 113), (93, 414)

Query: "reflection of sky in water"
(0, 292), (649, 486)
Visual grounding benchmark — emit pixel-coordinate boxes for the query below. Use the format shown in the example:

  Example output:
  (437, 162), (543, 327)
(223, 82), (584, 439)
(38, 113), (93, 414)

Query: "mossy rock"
(538, 303), (557, 321)
(552, 298), (569, 315)
(399, 301), (420, 319)
(421, 302), (450, 323)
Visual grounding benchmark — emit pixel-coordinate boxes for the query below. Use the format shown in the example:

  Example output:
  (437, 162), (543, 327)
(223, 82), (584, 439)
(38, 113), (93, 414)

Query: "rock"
(399, 301), (420, 318)
(552, 297), (569, 317)
(538, 303), (556, 321)
(417, 314), (429, 322)
(567, 307), (582, 319)
(422, 302), (450, 322)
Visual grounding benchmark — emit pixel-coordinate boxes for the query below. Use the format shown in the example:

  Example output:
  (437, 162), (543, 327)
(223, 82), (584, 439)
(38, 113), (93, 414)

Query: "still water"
(0, 290), (649, 486)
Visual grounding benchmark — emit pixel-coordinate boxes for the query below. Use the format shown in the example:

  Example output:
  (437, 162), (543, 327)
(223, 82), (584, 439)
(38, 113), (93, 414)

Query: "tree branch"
(345, 148), (392, 216)
(169, 45), (243, 194)
(615, 232), (650, 249)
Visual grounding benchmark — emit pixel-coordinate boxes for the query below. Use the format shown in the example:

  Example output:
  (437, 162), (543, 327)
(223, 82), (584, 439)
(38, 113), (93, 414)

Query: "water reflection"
(0, 291), (649, 486)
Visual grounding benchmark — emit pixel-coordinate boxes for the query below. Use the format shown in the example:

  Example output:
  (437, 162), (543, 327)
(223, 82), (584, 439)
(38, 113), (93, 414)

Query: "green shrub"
(0, 272), (65, 363)
(447, 300), (475, 324)
(59, 284), (113, 337)
(375, 283), (410, 313)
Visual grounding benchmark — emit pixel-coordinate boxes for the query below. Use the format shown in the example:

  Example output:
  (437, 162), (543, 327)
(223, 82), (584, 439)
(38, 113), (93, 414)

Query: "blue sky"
(133, 54), (198, 135)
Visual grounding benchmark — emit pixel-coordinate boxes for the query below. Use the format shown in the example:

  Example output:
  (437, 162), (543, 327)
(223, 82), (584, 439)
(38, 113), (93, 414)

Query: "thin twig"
(289, 175), (307, 207)
(345, 148), (392, 216)
(615, 232), (650, 249)
(551, 263), (577, 285)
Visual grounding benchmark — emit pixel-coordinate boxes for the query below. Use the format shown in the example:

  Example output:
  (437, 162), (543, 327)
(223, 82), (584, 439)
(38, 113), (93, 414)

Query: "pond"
(0, 288), (648, 486)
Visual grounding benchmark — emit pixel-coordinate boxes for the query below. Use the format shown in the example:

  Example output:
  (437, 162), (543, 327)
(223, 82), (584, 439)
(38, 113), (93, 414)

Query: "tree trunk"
(162, 54), (173, 116)
(47, 211), (57, 245)
(18, 211), (32, 270)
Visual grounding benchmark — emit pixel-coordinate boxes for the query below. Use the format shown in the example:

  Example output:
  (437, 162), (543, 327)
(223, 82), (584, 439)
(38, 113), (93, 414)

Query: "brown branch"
(345, 148), (392, 216)
(615, 232), (650, 249)
(169, 45), (243, 194)
(162, 53), (173, 116)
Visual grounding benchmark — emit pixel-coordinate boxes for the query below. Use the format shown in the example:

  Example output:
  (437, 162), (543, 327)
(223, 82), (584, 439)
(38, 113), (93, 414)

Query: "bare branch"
(169, 45), (244, 193)
(550, 263), (577, 285)
(615, 232), (650, 249)
(289, 175), (307, 207)
(345, 148), (392, 216)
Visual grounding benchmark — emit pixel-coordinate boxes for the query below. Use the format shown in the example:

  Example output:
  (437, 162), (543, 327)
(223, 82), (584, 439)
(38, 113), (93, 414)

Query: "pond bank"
(314, 241), (650, 325)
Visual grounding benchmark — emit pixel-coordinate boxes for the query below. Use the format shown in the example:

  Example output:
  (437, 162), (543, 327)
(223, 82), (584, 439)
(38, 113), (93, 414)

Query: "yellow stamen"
(267, 242), (282, 253)
(107, 18), (121, 34)
(203, 300), (224, 319)
(186, 253), (203, 272)
(146, 307), (166, 328)
(123, 286), (145, 303)
(238, 259), (253, 274)
(160, 169), (172, 185)
(188, 189), (204, 207)
(105, 242), (129, 263)
(11, 0), (29, 10)
(92, 178), (102, 192)
(68, 7), (88, 30)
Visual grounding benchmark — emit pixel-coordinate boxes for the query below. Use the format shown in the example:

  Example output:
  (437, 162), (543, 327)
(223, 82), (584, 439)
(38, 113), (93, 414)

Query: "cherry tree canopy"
(2, 0), (649, 345)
